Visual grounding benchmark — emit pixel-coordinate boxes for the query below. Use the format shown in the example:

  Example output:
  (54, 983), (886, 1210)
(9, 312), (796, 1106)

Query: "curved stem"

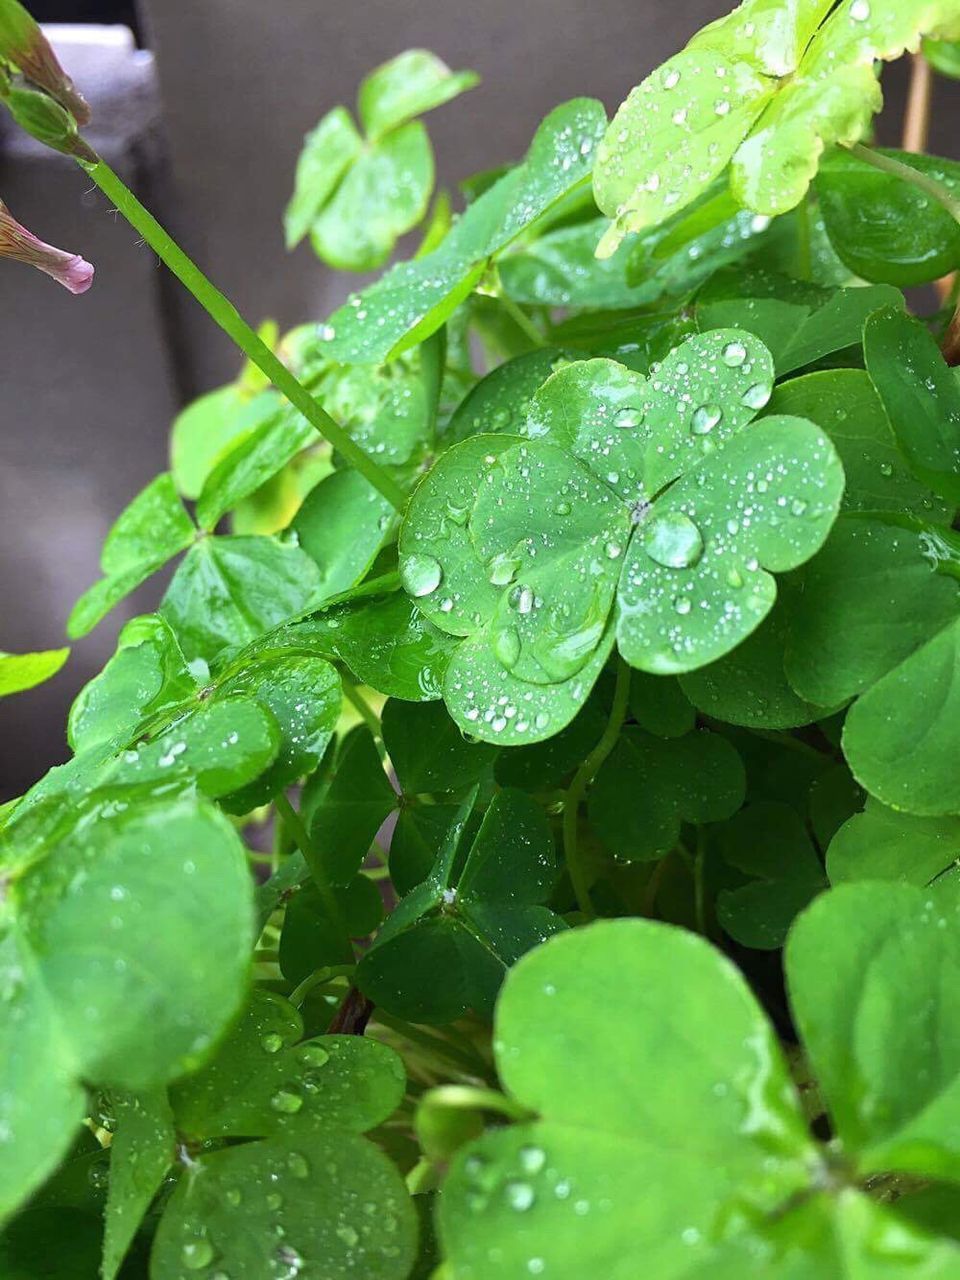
(846, 143), (960, 224)
(562, 657), (631, 918)
(78, 157), (407, 512)
(497, 290), (547, 348)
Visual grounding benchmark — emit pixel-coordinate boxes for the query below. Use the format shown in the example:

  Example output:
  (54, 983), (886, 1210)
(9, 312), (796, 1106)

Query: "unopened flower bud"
(0, 0), (89, 123)
(1, 84), (96, 160)
(0, 196), (93, 293)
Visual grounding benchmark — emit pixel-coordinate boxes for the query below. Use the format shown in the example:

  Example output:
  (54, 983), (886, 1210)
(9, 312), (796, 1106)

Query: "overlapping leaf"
(319, 98), (608, 365)
(594, 0), (960, 250)
(399, 328), (842, 741)
(284, 50), (477, 270)
(0, 794), (253, 1224)
(0, 647), (68, 698)
(440, 902), (960, 1277)
(357, 789), (563, 1022)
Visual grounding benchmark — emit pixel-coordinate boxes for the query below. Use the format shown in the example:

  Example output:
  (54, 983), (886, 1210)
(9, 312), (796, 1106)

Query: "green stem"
(79, 157), (407, 512)
(497, 290), (547, 348)
(562, 657), (632, 918)
(341, 674), (383, 743)
(273, 791), (353, 956)
(847, 143), (960, 224)
(374, 1012), (490, 1078)
(288, 965), (354, 1009)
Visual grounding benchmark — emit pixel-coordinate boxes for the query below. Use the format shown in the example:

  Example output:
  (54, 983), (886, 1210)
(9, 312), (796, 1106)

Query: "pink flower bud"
(0, 196), (93, 293)
(0, 0), (90, 124)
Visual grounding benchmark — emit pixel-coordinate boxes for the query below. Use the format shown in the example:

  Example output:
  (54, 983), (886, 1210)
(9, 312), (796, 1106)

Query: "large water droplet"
(181, 1239), (215, 1271)
(690, 404), (721, 435)
(401, 554), (442, 598)
(614, 406), (643, 430)
(741, 383), (771, 410)
(519, 1145), (547, 1175)
(505, 1181), (536, 1211)
(644, 511), (704, 569)
(509, 584), (535, 615)
(300, 1043), (330, 1068)
(488, 553), (521, 587)
(271, 1088), (304, 1115)
(287, 1152), (310, 1179)
(850, 0), (870, 19)
(493, 626), (522, 670)
(261, 1032), (283, 1054)
(721, 340), (747, 367)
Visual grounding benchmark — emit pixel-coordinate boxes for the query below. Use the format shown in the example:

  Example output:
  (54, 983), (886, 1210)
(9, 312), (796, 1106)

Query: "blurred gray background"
(0, 1), (954, 798)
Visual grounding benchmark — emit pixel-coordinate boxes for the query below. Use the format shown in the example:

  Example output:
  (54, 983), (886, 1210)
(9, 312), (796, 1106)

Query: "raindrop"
(726, 568), (744, 589)
(300, 1044), (330, 1068)
(674, 596), (692, 616)
(488, 553), (521, 586)
(505, 1181), (536, 1211)
(721, 340), (747, 367)
(741, 383), (772, 410)
(790, 498), (808, 516)
(181, 1240), (215, 1271)
(509, 585), (535, 615)
(605, 542), (622, 560)
(401, 554), (442, 598)
(225, 1188), (242, 1207)
(850, 0), (869, 18)
(336, 1225), (359, 1248)
(287, 1152), (310, 1179)
(878, 461), (893, 478)
(519, 1145), (547, 1175)
(266, 1192), (284, 1212)
(643, 511), (704, 569)
(493, 626), (522, 670)
(690, 404), (722, 435)
(261, 1033), (283, 1054)
(271, 1088), (304, 1115)
(614, 406), (643, 430)
(663, 68), (681, 88)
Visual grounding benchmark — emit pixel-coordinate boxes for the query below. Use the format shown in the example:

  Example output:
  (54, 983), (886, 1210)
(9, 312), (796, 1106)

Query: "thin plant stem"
(373, 1012), (490, 1078)
(288, 965), (354, 1009)
(78, 157), (407, 511)
(273, 791), (354, 957)
(498, 290), (547, 348)
(846, 143), (960, 223)
(562, 657), (632, 918)
(902, 53), (933, 153)
(341, 675), (383, 741)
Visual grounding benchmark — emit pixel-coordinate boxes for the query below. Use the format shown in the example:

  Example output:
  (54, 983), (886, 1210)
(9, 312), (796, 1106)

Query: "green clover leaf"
(401, 329), (842, 741)
(784, 514), (960, 814)
(320, 98), (607, 365)
(594, 0), (960, 250)
(284, 51), (477, 270)
(154, 990), (413, 1279)
(828, 798), (960, 888)
(439, 900), (960, 1277)
(0, 794), (253, 1223)
(101, 1090), (174, 1280)
(357, 789), (563, 1023)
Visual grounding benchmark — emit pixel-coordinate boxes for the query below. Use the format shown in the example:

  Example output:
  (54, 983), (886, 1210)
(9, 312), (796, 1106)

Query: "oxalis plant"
(8, 0), (960, 1274)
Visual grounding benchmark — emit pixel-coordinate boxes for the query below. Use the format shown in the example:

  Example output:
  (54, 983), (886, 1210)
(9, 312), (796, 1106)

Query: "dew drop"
(674, 596), (692, 615)
(741, 383), (772, 410)
(505, 1181), (536, 1211)
(493, 626), (522, 670)
(271, 1088), (304, 1114)
(721, 340), (747, 367)
(850, 0), (869, 19)
(663, 68), (681, 88)
(509, 584), (535, 615)
(518, 1145), (547, 1175)
(181, 1240), (215, 1271)
(300, 1043), (330, 1068)
(488, 552), (521, 586)
(401, 553), (442, 598)
(643, 511), (704, 569)
(605, 541), (622, 560)
(790, 498), (808, 516)
(266, 1192), (284, 1211)
(287, 1152), (310, 1179)
(690, 404), (722, 435)
(261, 1033), (283, 1054)
(614, 406), (643, 430)
(878, 461), (893, 478)
(336, 1225), (359, 1248)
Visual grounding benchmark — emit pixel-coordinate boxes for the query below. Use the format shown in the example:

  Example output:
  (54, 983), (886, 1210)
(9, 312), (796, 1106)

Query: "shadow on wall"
(0, 0), (957, 799)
